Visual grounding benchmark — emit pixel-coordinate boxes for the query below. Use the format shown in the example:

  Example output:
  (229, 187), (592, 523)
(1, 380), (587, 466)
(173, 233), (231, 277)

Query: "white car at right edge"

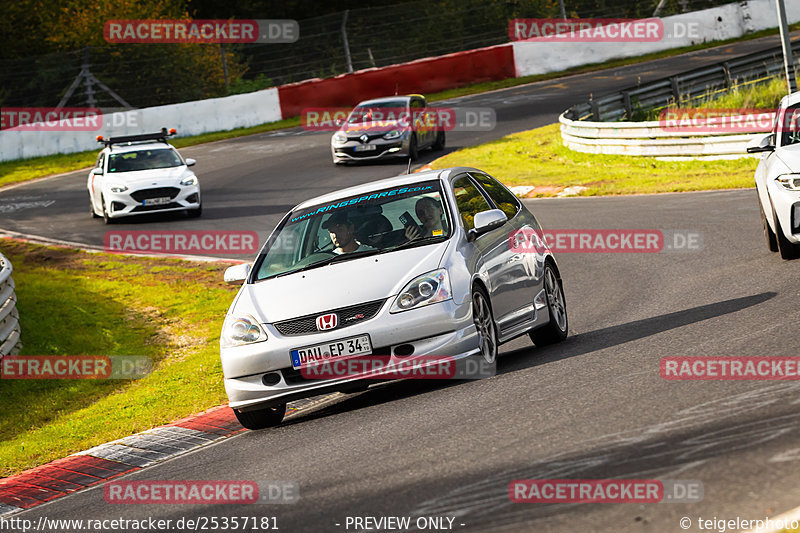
(749, 90), (800, 259)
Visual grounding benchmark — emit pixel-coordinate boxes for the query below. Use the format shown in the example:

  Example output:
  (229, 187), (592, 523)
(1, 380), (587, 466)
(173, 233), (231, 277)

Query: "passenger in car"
(405, 196), (446, 240)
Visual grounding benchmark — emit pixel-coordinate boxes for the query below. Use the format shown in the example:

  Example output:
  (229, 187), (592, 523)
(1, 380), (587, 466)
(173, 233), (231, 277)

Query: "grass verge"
(0, 240), (239, 477)
(2, 25), (796, 189)
(430, 123), (758, 196)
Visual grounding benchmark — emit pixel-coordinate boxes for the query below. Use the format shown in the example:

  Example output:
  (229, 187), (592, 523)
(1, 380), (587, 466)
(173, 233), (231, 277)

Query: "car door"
(451, 174), (519, 330)
(470, 172), (541, 330)
(90, 152), (105, 211)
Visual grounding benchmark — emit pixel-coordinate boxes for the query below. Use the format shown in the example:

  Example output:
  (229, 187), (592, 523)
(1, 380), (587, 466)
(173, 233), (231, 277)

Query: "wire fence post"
(341, 10), (354, 74)
(221, 44), (230, 92)
(776, 0), (797, 93)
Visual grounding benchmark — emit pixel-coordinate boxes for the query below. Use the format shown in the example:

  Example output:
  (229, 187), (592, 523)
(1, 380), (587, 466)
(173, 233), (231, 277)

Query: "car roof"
(355, 95), (422, 106)
(292, 167), (481, 210)
(783, 90), (800, 109)
(102, 142), (176, 154)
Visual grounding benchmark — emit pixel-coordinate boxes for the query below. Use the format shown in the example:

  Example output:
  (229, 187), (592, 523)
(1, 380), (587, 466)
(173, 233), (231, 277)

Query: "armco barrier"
(0, 252), (21, 358)
(559, 112), (766, 158)
(277, 44), (515, 119)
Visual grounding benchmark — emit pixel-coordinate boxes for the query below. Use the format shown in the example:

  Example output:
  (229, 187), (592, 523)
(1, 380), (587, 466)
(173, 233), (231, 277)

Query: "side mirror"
(747, 133), (775, 153)
(185, 158), (196, 167)
(91, 167), (103, 175)
(468, 209), (507, 242)
(224, 263), (251, 284)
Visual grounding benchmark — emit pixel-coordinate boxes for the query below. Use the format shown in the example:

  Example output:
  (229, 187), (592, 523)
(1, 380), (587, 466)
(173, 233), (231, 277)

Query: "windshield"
(254, 180), (451, 281)
(347, 101), (409, 124)
(108, 148), (183, 173)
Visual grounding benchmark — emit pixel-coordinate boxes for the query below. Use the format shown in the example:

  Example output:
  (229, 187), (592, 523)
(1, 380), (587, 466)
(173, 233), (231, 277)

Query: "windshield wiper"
(383, 236), (444, 254)
(270, 249), (380, 278)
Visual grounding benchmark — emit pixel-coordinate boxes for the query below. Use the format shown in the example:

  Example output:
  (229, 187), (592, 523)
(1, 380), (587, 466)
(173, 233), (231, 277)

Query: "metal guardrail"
(0, 252), (21, 358)
(564, 41), (800, 122)
(560, 41), (798, 158)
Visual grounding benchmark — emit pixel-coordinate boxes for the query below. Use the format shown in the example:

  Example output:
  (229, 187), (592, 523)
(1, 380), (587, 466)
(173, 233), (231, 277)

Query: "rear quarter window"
(471, 173), (520, 219)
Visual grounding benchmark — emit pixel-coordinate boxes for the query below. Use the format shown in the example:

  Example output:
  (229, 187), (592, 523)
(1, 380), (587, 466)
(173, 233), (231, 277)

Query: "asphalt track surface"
(6, 35), (800, 532)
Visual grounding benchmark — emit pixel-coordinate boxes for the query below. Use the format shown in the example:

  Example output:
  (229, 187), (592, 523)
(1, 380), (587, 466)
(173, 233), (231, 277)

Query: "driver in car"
(323, 210), (373, 254)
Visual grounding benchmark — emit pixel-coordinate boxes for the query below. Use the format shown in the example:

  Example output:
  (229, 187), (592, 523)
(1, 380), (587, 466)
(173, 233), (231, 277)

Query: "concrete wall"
(513, 0), (800, 77)
(0, 88), (281, 162)
(277, 44), (514, 119)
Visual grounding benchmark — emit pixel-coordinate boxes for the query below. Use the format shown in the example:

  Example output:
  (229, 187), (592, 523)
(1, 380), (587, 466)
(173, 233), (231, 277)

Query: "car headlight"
(221, 314), (267, 347)
(383, 130), (402, 140)
(333, 133), (347, 144)
(777, 174), (800, 191)
(180, 175), (198, 186)
(390, 269), (452, 313)
(108, 184), (128, 193)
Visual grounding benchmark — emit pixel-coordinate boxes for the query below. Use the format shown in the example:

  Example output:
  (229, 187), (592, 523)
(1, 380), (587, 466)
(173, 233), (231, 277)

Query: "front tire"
(761, 203), (778, 252)
(530, 263), (568, 346)
(432, 131), (445, 150)
(408, 135), (419, 162)
(101, 195), (113, 225)
(775, 216), (800, 260)
(234, 403), (286, 430)
(187, 203), (202, 218)
(472, 286), (498, 364)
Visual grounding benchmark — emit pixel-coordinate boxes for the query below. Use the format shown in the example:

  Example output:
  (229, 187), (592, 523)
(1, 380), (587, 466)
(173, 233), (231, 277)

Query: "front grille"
(346, 132), (385, 142)
(131, 202), (182, 212)
(273, 299), (385, 336)
(130, 187), (180, 202)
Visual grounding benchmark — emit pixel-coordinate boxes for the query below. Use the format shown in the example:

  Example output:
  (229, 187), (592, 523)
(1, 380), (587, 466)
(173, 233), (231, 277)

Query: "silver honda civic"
(220, 167), (568, 429)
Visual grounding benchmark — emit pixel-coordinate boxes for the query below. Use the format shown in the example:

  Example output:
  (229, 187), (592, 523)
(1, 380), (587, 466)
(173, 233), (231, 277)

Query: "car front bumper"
(221, 297), (480, 410)
(103, 184), (201, 218)
(331, 138), (409, 163)
(768, 180), (800, 243)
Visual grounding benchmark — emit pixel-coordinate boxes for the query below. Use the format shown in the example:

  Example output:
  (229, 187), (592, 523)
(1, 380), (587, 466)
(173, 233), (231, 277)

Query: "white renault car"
(750, 91), (800, 259)
(88, 128), (201, 223)
(220, 167), (568, 429)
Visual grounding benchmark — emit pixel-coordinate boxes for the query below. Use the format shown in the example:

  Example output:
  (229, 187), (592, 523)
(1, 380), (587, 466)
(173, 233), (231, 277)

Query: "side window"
(452, 176), (492, 230)
(96, 153), (105, 169)
(781, 104), (800, 147)
(472, 173), (520, 219)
